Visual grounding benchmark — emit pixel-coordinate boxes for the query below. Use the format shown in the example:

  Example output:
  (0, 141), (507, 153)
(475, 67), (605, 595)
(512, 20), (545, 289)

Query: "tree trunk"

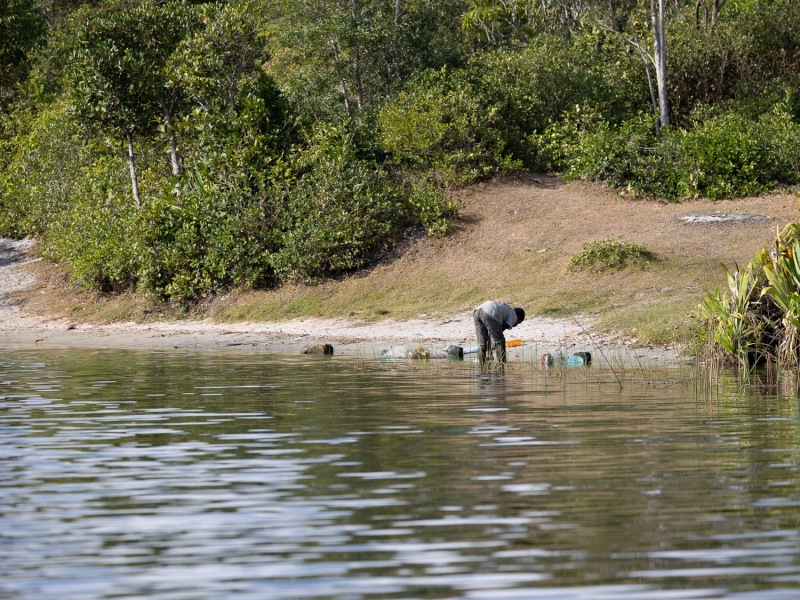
(394, 0), (402, 25)
(696, 0), (727, 29)
(330, 34), (353, 119)
(350, 0), (364, 110)
(163, 106), (181, 177)
(652, 0), (669, 129)
(125, 130), (141, 209)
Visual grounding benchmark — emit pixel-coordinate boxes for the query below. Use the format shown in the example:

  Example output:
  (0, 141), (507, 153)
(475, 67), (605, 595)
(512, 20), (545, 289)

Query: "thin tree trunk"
(330, 34), (353, 119)
(163, 107), (181, 177)
(352, 50), (364, 110)
(125, 130), (141, 209)
(350, 0), (364, 110)
(652, 0), (669, 129)
(627, 20), (659, 128)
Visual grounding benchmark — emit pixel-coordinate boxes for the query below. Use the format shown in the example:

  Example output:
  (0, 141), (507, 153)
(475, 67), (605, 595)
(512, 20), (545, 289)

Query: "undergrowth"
(569, 238), (656, 272)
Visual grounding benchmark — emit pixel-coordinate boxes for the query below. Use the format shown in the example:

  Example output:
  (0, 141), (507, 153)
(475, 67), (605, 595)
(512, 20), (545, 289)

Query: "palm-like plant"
(702, 223), (800, 369)
(761, 228), (800, 367)
(701, 263), (763, 367)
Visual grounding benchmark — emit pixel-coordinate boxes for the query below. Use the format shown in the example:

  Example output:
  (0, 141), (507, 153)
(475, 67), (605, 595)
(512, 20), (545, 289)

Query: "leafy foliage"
(136, 170), (276, 302)
(40, 153), (138, 293)
(552, 97), (800, 200)
(67, 2), (200, 141)
(0, 0), (46, 108)
(270, 125), (406, 282)
(700, 224), (800, 369)
(171, 2), (292, 189)
(0, 98), (87, 236)
(5, 0), (800, 308)
(378, 68), (517, 184)
(568, 238), (656, 272)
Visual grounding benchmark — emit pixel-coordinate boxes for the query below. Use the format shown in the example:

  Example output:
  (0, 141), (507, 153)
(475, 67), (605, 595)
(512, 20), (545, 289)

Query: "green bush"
(473, 33), (647, 167)
(675, 110), (771, 199)
(555, 99), (800, 200)
(554, 112), (685, 199)
(270, 125), (407, 282)
(756, 98), (800, 185)
(569, 238), (656, 272)
(667, 16), (751, 122)
(0, 99), (87, 237)
(377, 68), (517, 185)
(135, 171), (276, 303)
(41, 179), (139, 293)
(403, 177), (458, 236)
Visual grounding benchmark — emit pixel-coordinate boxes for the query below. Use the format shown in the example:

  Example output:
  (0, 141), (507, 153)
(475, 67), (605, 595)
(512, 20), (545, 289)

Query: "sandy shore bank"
(0, 238), (680, 364)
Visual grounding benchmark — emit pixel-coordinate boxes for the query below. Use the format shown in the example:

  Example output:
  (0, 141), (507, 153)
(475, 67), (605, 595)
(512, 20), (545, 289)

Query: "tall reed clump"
(700, 223), (800, 370)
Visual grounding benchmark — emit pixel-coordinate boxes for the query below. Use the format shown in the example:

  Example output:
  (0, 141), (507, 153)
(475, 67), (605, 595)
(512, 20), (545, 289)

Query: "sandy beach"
(0, 238), (679, 363)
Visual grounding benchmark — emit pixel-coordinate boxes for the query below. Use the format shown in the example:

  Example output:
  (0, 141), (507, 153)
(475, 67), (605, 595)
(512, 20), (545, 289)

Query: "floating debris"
(541, 351), (591, 367)
(301, 344), (334, 355)
(380, 345), (464, 360)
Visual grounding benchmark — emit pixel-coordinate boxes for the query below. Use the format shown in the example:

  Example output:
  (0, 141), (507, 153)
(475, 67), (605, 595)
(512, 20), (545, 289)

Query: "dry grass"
(16, 175), (800, 346)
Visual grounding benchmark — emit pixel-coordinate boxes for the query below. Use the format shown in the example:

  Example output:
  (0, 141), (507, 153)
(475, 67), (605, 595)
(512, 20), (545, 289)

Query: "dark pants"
(473, 309), (506, 370)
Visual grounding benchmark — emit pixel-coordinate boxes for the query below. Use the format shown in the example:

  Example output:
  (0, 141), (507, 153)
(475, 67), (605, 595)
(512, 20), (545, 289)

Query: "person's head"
(514, 307), (525, 326)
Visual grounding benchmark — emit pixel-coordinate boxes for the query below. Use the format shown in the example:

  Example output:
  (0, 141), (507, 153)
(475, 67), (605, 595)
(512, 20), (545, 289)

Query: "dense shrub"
(676, 110), (772, 199)
(378, 68), (516, 185)
(403, 177), (457, 237)
(378, 32), (647, 181)
(40, 160), (138, 293)
(542, 111), (685, 199)
(0, 100), (87, 237)
(668, 1), (800, 123)
(666, 17), (752, 122)
(553, 99), (800, 200)
(270, 125), (407, 281)
(135, 171), (276, 303)
(472, 32), (647, 167)
(746, 0), (800, 88)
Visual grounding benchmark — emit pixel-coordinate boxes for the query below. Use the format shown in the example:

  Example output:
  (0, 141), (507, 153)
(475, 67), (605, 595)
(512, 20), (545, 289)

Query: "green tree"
(172, 1), (292, 188)
(67, 2), (201, 207)
(261, 0), (466, 125)
(461, 0), (593, 45)
(270, 124), (406, 282)
(0, 0), (46, 108)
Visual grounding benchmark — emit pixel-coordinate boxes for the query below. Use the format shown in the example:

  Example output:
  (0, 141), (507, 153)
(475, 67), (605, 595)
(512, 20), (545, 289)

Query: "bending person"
(473, 300), (525, 370)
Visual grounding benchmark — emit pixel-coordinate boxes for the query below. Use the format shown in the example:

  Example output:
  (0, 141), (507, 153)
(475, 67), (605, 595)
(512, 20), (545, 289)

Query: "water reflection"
(1, 350), (800, 599)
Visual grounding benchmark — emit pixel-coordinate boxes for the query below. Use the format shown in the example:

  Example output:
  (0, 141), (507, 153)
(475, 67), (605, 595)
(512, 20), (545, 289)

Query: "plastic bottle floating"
(540, 352), (592, 367)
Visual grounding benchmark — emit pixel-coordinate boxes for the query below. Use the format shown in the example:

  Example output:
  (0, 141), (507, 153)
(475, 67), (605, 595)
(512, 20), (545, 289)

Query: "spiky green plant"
(761, 236), (800, 368)
(700, 263), (764, 368)
(701, 222), (800, 370)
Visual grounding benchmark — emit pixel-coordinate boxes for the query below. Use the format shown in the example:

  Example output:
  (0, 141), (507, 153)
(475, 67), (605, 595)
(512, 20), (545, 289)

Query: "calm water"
(2, 350), (800, 600)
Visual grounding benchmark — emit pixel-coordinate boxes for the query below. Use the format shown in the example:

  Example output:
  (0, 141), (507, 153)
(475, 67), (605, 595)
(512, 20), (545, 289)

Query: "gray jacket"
(475, 300), (518, 330)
